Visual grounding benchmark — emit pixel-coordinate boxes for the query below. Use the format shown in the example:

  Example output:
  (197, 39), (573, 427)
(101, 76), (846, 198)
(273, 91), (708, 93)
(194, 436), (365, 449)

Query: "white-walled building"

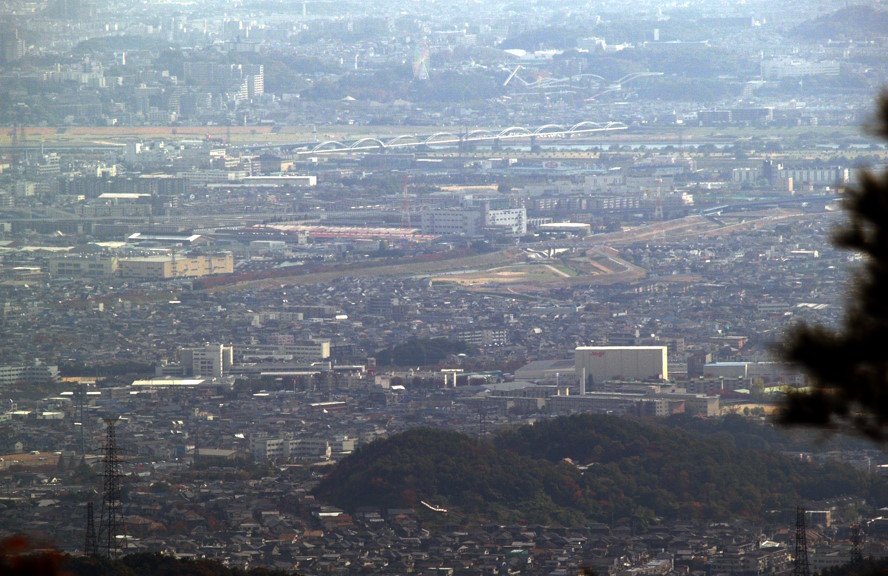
(180, 343), (233, 379)
(250, 434), (288, 460)
(250, 434), (332, 461)
(485, 207), (527, 235)
(761, 58), (840, 79)
(0, 361), (59, 387)
(420, 208), (482, 236)
(237, 340), (331, 363)
(575, 346), (668, 391)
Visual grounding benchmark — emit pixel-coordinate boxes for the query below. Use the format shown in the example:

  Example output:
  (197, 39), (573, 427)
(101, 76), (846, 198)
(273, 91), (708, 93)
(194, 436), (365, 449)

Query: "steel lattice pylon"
(851, 523), (863, 565)
(84, 499), (98, 556)
(793, 507), (810, 576)
(98, 418), (127, 558)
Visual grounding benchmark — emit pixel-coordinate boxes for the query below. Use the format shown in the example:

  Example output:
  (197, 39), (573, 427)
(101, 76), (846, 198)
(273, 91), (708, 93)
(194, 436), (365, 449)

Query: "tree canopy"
(374, 337), (474, 367)
(315, 415), (880, 527)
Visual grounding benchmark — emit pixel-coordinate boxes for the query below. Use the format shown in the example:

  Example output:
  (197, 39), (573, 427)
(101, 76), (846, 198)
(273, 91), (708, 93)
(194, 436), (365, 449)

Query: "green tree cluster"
(374, 338), (475, 367)
(313, 428), (590, 526)
(315, 415), (880, 527)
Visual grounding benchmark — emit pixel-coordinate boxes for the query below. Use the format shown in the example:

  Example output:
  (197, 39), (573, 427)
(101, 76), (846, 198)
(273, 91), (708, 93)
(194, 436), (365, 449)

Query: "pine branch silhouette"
(779, 91), (888, 441)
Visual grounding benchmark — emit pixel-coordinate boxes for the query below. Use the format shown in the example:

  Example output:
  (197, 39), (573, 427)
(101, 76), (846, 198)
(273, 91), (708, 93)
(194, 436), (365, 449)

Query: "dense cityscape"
(2, 0), (888, 574)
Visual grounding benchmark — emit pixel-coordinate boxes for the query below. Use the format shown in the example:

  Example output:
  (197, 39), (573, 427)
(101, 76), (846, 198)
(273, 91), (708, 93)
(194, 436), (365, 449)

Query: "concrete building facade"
(420, 209), (482, 237)
(237, 340), (331, 363)
(119, 253), (233, 279)
(0, 361), (59, 387)
(575, 346), (669, 390)
(180, 344), (234, 379)
(48, 254), (118, 277)
(485, 208), (527, 235)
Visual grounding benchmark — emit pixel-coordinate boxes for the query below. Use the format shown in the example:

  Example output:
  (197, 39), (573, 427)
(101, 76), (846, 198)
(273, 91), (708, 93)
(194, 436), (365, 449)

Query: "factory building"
(48, 254), (118, 277)
(118, 253), (233, 280)
(575, 346), (668, 392)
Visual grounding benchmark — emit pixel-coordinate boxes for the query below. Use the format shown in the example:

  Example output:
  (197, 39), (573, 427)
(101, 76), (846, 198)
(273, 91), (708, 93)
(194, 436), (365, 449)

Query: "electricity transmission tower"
(84, 499), (98, 556)
(851, 523), (863, 565)
(793, 507), (810, 576)
(98, 418), (127, 558)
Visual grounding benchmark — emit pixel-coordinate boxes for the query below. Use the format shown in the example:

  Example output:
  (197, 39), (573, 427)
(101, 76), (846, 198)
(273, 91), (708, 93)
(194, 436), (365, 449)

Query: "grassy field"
(429, 263), (572, 289)
(428, 246), (649, 293)
(208, 248), (524, 294)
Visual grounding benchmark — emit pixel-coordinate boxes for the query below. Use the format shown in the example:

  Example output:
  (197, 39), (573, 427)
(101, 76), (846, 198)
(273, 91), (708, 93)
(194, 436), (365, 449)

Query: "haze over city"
(1, 0), (888, 575)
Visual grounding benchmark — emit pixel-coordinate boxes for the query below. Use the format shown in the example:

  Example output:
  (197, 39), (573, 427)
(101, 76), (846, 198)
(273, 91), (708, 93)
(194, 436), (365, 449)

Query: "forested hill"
(315, 415), (883, 527)
(313, 427), (593, 526)
(495, 414), (873, 521)
(792, 5), (888, 41)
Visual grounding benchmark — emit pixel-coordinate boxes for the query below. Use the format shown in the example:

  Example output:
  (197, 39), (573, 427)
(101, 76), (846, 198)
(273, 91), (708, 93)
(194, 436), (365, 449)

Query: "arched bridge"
(299, 120), (627, 155)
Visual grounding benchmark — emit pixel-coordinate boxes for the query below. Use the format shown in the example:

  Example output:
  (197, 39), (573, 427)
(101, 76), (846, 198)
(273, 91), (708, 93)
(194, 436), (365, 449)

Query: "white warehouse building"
(420, 208), (483, 237)
(575, 346), (668, 391)
(485, 208), (527, 235)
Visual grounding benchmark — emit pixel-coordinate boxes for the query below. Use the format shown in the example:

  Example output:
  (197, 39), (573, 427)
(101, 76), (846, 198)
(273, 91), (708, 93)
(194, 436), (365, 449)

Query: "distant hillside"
(313, 428), (592, 526)
(498, 26), (582, 51)
(315, 415), (883, 527)
(792, 5), (888, 40)
(73, 35), (174, 54)
(664, 412), (875, 453)
(300, 68), (501, 103)
(495, 414), (873, 521)
(374, 338), (475, 368)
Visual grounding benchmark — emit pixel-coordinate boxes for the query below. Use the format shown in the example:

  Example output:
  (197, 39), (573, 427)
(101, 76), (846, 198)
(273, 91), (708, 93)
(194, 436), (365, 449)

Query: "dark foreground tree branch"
(779, 91), (888, 441)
